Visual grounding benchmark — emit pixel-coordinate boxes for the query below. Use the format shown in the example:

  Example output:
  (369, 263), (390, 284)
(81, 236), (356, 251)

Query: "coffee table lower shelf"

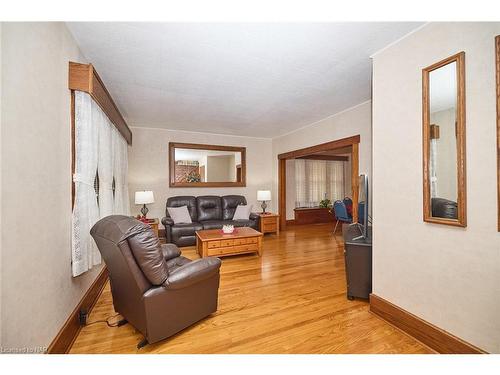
(196, 228), (263, 258)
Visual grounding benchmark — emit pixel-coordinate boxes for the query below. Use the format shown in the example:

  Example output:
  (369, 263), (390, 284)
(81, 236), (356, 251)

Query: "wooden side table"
(146, 218), (159, 237)
(257, 213), (280, 235)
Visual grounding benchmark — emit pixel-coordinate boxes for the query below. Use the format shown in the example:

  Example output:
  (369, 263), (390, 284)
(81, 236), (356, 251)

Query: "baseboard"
(370, 294), (486, 354)
(286, 220), (296, 225)
(47, 267), (109, 354)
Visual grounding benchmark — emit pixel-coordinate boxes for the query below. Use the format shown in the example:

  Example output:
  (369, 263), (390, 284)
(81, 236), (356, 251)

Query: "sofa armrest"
(163, 257), (221, 290)
(249, 212), (260, 221)
(161, 243), (181, 260)
(161, 217), (174, 227)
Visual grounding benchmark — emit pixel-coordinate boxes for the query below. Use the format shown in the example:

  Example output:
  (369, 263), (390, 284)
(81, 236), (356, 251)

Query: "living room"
(1, 1), (499, 373)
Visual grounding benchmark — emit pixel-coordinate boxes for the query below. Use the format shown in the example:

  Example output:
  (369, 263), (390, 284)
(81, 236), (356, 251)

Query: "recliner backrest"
(221, 195), (247, 220)
(90, 215), (155, 335)
(125, 222), (169, 285)
(197, 196), (222, 221)
(166, 196), (197, 221)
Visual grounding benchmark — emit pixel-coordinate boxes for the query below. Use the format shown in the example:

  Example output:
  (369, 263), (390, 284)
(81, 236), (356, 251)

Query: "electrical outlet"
(79, 309), (88, 326)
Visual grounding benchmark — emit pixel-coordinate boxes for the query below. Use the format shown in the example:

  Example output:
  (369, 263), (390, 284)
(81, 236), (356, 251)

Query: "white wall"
(272, 100), (372, 217)
(128, 127), (273, 219)
(372, 22), (500, 353)
(1, 23), (104, 350)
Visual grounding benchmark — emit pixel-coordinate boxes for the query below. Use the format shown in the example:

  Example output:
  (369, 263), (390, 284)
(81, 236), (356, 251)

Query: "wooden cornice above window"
(68, 62), (132, 145)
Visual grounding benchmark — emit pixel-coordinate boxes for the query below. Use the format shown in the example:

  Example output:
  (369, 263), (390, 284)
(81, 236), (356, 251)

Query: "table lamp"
(135, 190), (155, 218)
(257, 190), (271, 214)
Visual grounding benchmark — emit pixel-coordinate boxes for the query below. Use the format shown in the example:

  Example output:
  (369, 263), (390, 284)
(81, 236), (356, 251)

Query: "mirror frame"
(422, 51), (467, 227)
(496, 36), (500, 231)
(169, 142), (246, 188)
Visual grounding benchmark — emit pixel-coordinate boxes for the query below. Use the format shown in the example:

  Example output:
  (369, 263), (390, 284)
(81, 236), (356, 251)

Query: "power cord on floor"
(85, 313), (127, 328)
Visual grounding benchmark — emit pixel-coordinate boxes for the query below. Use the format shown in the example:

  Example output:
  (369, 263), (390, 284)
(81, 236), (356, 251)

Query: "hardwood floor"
(70, 224), (432, 354)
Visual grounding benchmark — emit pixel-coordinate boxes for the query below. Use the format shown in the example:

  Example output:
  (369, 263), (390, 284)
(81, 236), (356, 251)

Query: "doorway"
(277, 135), (361, 231)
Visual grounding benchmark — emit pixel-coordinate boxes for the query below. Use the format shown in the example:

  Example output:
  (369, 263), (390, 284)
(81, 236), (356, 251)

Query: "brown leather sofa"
(162, 195), (260, 247)
(90, 215), (222, 347)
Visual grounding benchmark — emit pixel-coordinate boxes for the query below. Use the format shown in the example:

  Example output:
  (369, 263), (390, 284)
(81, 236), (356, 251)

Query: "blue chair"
(333, 200), (352, 234)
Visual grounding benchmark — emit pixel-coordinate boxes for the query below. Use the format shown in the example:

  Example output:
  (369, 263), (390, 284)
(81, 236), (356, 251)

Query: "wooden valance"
(68, 62), (132, 145)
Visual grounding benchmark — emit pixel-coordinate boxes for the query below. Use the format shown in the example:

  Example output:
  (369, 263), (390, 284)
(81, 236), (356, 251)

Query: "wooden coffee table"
(196, 227), (263, 258)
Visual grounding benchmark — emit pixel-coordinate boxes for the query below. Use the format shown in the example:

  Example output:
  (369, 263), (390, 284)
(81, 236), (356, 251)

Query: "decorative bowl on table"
(222, 224), (235, 234)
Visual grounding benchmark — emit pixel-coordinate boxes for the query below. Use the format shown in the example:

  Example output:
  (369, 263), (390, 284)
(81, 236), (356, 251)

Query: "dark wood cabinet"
(294, 207), (335, 225)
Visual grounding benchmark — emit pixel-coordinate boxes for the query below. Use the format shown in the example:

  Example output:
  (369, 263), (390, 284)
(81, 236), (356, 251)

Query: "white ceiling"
(66, 22), (423, 138)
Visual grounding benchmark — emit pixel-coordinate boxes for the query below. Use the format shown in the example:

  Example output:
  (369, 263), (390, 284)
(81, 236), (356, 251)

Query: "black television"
(352, 174), (369, 240)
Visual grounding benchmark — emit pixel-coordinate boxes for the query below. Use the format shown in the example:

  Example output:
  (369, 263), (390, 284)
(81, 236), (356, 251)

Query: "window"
(295, 159), (345, 207)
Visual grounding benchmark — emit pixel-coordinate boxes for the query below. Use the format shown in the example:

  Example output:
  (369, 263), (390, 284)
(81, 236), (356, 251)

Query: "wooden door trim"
(277, 135), (360, 160)
(277, 135), (361, 230)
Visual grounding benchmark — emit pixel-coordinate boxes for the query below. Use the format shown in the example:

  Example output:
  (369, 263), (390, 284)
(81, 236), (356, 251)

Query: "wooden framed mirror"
(169, 142), (246, 188)
(422, 52), (466, 227)
(496, 36), (500, 231)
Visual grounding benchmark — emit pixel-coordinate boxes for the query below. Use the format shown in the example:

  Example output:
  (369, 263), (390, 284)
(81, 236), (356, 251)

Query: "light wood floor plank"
(70, 224), (431, 354)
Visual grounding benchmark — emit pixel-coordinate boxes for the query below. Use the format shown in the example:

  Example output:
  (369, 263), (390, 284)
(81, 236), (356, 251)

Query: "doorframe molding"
(277, 135), (361, 231)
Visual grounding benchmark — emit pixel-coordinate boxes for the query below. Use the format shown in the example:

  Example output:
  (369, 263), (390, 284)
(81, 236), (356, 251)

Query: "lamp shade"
(135, 191), (155, 205)
(257, 190), (271, 201)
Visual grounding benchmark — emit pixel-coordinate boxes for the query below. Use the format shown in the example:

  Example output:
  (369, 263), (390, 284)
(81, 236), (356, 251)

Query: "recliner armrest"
(161, 217), (174, 227)
(163, 257), (221, 290)
(161, 244), (181, 260)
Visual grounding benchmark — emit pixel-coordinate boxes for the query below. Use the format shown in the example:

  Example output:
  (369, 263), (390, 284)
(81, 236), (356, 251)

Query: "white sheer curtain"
(72, 92), (101, 277)
(113, 127), (130, 215)
(295, 159), (345, 207)
(72, 92), (131, 277)
(97, 105), (114, 218)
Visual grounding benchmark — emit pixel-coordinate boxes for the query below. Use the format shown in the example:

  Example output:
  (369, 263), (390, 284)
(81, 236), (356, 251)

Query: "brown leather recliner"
(90, 215), (222, 347)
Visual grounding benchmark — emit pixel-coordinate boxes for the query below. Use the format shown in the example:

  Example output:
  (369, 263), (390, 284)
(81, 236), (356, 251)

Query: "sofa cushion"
(230, 219), (255, 228)
(201, 220), (226, 230)
(167, 205), (192, 224)
(125, 222), (169, 285)
(201, 220), (254, 230)
(197, 196), (222, 221)
(221, 195), (247, 220)
(233, 204), (252, 220)
(171, 222), (203, 237)
(166, 196), (197, 221)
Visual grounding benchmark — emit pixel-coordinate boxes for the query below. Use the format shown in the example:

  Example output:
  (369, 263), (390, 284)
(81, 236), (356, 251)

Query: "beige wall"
(1, 22), (104, 350)
(0, 22), (3, 348)
(372, 22), (500, 353)
(206, 155), (234, 182)
(272, 100), (372, 217)
(128, 127), (273, 219)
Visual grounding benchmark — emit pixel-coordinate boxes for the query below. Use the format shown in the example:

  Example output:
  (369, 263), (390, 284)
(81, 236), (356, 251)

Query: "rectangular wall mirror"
(169, 142), (246, 187)
(422, 52), (467, 227)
